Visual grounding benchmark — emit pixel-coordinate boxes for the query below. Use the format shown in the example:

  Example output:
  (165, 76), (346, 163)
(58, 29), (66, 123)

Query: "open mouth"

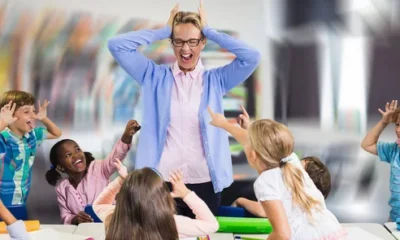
(73, 159), (84, 168)
(180, 53), (193, 63)
(26, 120), (35, 130)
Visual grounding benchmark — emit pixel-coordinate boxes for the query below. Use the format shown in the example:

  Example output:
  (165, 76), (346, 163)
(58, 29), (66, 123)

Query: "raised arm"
(169, 170), (219, 238)
(35, 100), (62, 140)
(107, 4), (179, 85)
(207, 107), (248, 145)
(361, 100), (397, 155)
(198, 2), (261, 94)
(100, 120), (140, 178)
(93, 160), (127, 222)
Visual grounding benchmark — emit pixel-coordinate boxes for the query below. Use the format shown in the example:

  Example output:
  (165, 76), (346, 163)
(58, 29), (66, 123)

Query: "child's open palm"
(35, 100), (50, 121)
(379, 100), (398, 124)
(169, 170), (191, 199)
(114, 158), (128, 179)
(0, 101), (17, 125)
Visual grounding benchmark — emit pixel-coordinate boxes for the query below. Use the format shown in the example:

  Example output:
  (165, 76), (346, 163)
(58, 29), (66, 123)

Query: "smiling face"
(57, 140), (87, 174)
(8, 105), (36, 136)
(172, 23), (205, 72)
(0, 90), (36, 137)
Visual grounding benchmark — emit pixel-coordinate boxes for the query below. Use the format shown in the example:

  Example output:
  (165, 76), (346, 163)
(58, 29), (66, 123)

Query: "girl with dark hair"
(45, 120), (140, 225)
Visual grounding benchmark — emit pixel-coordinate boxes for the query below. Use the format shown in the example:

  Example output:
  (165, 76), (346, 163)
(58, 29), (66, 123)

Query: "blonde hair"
(248, 119), (321, 217)
(172, 11), (204, 38)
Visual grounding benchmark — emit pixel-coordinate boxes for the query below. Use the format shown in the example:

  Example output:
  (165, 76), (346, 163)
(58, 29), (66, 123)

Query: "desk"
(209, 233), (234, 240)
(232, 224), (394, 240)
(74, 223), (105, 239)
(74, 223), (235, 240)
(384, 222), (400, 239)
(343, 223), (395, 239)
(40, 224), (76, 233)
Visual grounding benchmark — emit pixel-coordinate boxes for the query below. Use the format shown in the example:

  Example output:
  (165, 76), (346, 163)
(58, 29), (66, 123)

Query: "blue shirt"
(108, 25), (261, 192)
(377, 141), (400, 220)
(0, 127), (47, 205)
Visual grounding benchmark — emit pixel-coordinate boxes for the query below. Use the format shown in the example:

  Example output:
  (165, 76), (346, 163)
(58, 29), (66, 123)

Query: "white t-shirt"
(254, 162), (348, 240)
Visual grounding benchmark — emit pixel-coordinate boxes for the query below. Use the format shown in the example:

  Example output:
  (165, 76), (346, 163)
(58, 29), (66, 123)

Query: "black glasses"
(171, 38), (204, 47)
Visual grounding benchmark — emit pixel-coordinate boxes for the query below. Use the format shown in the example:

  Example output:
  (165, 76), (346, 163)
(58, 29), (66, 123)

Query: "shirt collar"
(172, 58), (204, 79)
(5, 128), (30, 140)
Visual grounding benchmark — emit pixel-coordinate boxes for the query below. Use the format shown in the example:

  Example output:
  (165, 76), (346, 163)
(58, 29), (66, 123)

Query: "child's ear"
(56, 165), (65, 172)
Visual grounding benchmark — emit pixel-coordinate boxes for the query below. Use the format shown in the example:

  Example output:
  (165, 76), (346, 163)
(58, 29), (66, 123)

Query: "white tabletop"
(343, 223), (395, 239)
(74, 223), (105, 239)
(71, 222), (396, 240)
(74, 223), (235, 240)
(384, 222), (400, 239)
(40, 224), (77, 233)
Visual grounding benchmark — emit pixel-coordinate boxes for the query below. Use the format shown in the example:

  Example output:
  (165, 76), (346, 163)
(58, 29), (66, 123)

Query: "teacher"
(107, 1), (261, 217)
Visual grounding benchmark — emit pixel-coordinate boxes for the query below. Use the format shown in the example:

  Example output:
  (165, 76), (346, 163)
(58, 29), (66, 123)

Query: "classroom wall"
(0, 0), (270, 223)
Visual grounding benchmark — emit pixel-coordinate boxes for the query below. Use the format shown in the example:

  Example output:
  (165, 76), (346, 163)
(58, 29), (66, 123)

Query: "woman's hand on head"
(169, 170), (191, 199)
(167, 3), (179, 28)
(198, 0), (207, 29)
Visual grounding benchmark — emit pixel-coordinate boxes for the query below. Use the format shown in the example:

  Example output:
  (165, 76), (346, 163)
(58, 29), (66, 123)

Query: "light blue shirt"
(377, 141), (400, 220)
(108, 25), (261, 192)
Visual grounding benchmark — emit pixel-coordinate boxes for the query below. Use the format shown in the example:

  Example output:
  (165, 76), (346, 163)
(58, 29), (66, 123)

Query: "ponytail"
(45, 168), (62, 186)
(281, 162), (321, 217)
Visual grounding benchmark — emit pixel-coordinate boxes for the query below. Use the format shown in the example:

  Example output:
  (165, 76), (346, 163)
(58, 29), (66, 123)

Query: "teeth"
(182, 54), (191, 58)
(74, 159), (82, 165)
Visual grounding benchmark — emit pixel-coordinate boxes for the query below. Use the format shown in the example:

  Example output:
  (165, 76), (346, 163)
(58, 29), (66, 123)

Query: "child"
(45, 120), (140, 225)
(92, 161), (219, 240)
(0, 199), (30, 240)
(208, 107), (346, 240)
(232, 156), (331, 218)
(0, 90), (62, 219)
(361, 100), (400, 221)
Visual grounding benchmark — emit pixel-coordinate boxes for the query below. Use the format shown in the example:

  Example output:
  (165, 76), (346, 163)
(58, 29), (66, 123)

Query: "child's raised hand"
(379, 100), (398, 124)
(121, 120), (141, 144)
(207, 106), (228, 128)
(237, 105), (250, 130)
(0, 101), (18, 125)
(35, 99), (50, 121)
(169, 170), (191, 199)
(114, 158), (128, 179)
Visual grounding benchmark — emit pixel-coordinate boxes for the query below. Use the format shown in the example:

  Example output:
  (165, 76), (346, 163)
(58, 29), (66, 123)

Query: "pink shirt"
(93, 177), (219, 238)
(56, 140), (131, 224)
(158, 60), (211, 184)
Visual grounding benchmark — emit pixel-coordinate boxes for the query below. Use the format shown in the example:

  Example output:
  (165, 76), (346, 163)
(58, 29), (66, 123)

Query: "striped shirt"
(0, 127), (47, 205)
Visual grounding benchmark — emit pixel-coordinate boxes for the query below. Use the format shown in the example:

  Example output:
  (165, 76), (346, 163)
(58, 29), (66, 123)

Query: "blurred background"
(0, 0), (399, 224)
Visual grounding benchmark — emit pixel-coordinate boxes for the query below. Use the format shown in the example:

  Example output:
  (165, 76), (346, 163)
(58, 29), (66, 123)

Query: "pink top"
(93, 177), (219, 238)
(158, 60), (211, 184)
(56, 140), (131, 224)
